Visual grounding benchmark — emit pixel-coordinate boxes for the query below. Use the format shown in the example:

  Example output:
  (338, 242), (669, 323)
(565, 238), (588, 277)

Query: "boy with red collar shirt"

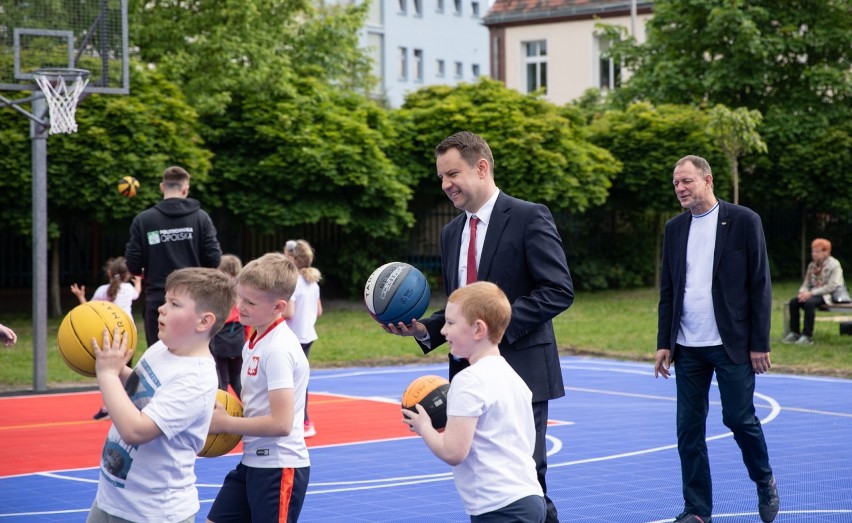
(207, 252), (310, 523)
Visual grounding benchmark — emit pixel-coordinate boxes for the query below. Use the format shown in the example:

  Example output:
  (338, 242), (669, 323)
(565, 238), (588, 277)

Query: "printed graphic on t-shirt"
(101, 438), (134, 488)
(98, 363), (158, 488)
(146, 227), (194, 246)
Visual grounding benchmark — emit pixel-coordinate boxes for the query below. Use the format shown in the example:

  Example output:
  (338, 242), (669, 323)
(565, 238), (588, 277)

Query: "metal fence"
(0, 204), (848, 305)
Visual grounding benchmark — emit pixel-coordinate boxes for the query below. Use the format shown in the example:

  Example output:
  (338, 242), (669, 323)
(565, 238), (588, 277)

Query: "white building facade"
(361, 0), (491, 107)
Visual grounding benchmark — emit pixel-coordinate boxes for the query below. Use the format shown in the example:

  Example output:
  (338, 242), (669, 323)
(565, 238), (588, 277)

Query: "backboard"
(0, 0), (129, 95)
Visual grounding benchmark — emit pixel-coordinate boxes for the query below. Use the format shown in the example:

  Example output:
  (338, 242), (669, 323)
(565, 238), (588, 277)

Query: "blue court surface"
(1, 355), (851, 522)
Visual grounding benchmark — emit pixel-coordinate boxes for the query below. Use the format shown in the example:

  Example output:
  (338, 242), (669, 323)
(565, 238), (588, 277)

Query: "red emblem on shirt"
(247, 355), (260, 376)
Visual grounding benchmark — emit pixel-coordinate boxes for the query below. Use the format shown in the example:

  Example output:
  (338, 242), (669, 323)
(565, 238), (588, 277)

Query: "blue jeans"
(674, 345), (773, 516)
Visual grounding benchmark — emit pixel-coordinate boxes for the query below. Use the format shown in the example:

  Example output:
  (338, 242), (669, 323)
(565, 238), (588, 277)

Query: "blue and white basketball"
(365, 262), (431, 326)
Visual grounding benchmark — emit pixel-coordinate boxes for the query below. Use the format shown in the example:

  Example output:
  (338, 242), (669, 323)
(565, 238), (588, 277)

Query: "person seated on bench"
(783, 238), (846, 345)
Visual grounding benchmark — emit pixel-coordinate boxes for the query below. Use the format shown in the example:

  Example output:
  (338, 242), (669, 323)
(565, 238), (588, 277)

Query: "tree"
(207, 76), (412, 295)
(0, 61), (211, 315)
(707, 105), (767, 205)
(130, 0), (373, 118)
(389, 78), (620, 214)
(600, 0), (852, 277)
(584, 101), (729, 289)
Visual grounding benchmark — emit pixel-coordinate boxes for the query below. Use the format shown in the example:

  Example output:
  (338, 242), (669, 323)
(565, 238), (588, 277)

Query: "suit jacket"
(657, 200), (772, 365)
(417, 191), (574, 402)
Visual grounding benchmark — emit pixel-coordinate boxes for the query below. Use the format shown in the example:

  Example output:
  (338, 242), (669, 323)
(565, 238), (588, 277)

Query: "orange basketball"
(402, 375), (450, 430)
(198, 389), (243, 458)
(117, 176), (140, 198)
(56, 302), (138, 377)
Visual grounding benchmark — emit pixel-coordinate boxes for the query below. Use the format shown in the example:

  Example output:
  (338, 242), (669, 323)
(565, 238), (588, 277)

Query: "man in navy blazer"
(655, 155), (779, 523)
(386, 131), (573, 523)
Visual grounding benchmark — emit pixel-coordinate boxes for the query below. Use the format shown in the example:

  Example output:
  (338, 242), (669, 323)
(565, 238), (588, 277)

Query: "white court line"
(644, 509), (852, 523)
(6, 357), (846, 507)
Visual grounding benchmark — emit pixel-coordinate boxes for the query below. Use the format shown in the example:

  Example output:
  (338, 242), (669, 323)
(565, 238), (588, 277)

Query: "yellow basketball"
(117, 176), (140, 198)
(198, 389), (244, 458)
(57, 301), (138, 377)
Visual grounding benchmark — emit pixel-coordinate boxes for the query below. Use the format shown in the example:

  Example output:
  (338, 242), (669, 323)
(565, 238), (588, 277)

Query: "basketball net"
(34, 71), (89, 134)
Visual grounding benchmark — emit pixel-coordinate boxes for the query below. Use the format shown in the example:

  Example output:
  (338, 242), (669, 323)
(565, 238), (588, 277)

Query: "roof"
(483, 0), (653, 27)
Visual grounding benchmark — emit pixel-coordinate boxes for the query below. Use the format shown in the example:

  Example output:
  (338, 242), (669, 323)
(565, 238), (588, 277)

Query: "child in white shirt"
(283, 239), (322, 437)
(207, 252), (311, 523)
(86, 268), (234, 523)
(403, 281), (545, 522)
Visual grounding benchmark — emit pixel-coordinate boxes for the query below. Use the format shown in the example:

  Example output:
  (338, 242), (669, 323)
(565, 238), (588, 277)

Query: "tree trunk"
(50, 237), (62, 317)
(654, 212), (664, 290)
(731, 155), (739, 205)
(800, 205), (807, 279)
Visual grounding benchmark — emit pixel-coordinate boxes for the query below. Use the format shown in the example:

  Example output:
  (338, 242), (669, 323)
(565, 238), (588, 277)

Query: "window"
(472, 63), (481, 78)
(454, 61), (463, 78)
(523, 40), (547, 93)
(398, 0), (406, 14)
(413, 0), (422, 16)
(436, 0), (444, 12)
(453, 0), (462, 15)
(471, 0), (480, 17)
(367, 32), (384, 93)
(399, 47), (408, 80)
(436, 59), (445, 78)
(413, 49), (424, 82)
(595, 35), (621, 90)
(367, 0), (383, 24)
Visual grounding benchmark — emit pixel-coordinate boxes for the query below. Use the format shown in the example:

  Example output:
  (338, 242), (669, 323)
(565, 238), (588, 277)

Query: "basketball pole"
(30, 97), (49, 392)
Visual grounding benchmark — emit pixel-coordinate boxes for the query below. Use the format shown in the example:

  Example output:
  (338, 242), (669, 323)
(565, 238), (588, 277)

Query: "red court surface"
(0, 391), (412, 477)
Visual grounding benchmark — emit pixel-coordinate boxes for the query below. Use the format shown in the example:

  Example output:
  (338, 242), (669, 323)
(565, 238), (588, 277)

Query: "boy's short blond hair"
(237, 252), (299, 301)
(165, 268), (236, 338)
(448, 281), (511, 344)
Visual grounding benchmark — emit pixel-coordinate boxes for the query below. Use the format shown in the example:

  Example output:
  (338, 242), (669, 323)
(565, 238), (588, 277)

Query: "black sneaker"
(757, 477), (780, 522)
(674, 512), (712, 523)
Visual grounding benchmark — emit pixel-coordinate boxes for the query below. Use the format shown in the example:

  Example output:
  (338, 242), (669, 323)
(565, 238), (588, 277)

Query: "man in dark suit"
(386, 131), (573, 522)
(655, 155), (779, 523)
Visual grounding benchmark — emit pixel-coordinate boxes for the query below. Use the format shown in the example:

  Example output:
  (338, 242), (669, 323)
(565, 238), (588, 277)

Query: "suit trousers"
(674, 345), (773, 516)
(532, 400), (560, 523)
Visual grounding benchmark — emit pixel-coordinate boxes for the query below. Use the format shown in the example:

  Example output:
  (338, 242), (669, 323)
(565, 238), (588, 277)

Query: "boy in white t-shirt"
(207, 252), (311, 523)
(87, 268), (234, 523)
(403, 281), (546, 522)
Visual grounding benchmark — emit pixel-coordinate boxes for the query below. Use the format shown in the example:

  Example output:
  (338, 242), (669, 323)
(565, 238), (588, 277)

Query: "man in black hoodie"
(125, 166), (222, 347)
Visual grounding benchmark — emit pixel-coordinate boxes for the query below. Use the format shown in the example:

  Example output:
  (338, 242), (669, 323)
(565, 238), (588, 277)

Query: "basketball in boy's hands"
(199, 389), (243, 458)
(364, 262), (430, 326)
(57, 302), (138, 377)
(117, 176), (140, 198)
(402, 375), (450, 431)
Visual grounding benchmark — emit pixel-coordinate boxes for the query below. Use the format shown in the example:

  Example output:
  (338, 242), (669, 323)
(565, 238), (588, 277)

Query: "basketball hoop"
(33, 67), (89, 134)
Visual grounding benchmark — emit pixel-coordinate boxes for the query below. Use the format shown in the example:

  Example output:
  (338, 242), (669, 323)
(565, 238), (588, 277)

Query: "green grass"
(1, 281), (849, 392)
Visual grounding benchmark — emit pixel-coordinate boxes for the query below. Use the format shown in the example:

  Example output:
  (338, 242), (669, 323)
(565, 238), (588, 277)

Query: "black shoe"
(757, 476), (780, 522)
(93, 408), (109, 420)
(674, 512), (712, 523)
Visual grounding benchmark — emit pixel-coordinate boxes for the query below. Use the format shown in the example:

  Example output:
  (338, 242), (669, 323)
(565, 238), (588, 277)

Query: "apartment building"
(483, 0), (653, 105)
(360, 0), (491, 107)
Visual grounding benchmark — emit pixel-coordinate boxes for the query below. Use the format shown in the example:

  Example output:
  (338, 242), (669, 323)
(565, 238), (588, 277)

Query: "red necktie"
(466, 215), (479, 285)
